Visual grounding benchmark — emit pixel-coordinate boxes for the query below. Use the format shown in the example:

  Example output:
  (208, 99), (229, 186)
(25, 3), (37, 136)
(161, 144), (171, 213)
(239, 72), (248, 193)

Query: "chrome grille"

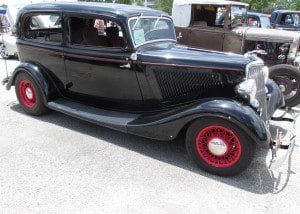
(246, 62), (267, 120)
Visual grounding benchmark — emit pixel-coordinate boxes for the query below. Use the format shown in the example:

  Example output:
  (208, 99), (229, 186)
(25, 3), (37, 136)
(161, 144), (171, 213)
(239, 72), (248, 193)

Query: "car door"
(178, 25), (225, 51)
(177, 4), (226, 51)
(223, 6), (247, 55)
(63, 15), (143, 109)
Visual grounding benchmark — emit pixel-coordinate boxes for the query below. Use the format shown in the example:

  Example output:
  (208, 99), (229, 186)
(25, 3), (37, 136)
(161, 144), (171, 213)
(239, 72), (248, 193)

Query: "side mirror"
(177, 32), (182, 40)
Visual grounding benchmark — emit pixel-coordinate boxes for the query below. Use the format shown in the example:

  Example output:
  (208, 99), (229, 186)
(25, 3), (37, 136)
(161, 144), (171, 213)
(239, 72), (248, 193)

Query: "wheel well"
(176, 114), (265, 146)
(11, 67), (59, 103)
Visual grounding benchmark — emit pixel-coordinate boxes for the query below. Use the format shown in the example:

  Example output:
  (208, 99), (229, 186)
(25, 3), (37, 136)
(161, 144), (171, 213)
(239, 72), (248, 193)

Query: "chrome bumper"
(264, 79), (297, 170)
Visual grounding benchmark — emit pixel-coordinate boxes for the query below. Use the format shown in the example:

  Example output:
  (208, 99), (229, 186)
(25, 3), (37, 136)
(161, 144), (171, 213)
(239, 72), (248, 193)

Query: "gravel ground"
(0, 58), (300, 214)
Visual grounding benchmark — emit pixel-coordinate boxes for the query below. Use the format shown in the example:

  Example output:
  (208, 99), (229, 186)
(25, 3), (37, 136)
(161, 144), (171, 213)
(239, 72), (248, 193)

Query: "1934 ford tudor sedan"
(2, 2), (292, 176)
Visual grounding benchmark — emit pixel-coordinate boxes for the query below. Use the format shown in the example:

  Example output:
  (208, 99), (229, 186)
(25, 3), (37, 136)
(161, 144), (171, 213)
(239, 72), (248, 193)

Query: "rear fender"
(6, 62), (57, 102)
(128, 99), (268, 143)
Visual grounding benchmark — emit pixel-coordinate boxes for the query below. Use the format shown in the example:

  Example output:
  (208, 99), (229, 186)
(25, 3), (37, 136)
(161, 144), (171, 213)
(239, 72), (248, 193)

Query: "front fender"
(127, 99), (268, 143)
(6, 62), (55, 102)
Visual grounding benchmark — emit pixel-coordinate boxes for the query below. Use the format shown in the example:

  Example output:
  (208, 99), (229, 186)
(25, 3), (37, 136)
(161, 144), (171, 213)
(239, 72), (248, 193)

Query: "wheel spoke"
(196, 125), (242, 168)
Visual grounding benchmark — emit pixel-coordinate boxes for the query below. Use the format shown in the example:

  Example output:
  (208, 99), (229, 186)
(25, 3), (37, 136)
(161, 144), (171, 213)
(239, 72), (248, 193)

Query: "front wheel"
(269, 64), (300, 107)
(186, 117), (255, 176)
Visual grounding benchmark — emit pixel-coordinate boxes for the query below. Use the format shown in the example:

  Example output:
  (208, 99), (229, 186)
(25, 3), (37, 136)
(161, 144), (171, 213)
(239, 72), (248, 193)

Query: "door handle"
(120, 63), (131, 69)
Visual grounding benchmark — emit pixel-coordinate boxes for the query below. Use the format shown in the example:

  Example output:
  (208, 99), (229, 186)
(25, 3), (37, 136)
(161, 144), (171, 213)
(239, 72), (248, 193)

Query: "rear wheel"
(15, 72), (48, 115)
(269, 64), (300, 107)
(186, 117), (255, 176)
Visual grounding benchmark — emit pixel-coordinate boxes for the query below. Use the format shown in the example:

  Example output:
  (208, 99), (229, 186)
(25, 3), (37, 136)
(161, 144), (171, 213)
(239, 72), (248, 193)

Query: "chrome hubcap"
(208, 138), (228, 156)
(25, 87), (33, 100)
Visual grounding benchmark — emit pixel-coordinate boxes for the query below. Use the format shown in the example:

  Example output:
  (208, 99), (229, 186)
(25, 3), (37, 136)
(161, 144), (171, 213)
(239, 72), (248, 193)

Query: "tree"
(79, 0), (133, 4)
(242, 0), (300, 13)
(154, 0), (173, 14)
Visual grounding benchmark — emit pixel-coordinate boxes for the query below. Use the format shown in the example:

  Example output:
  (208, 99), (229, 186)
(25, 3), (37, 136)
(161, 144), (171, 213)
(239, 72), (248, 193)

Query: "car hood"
(137, 42), (251, 72)
(233, 27), (300, 43)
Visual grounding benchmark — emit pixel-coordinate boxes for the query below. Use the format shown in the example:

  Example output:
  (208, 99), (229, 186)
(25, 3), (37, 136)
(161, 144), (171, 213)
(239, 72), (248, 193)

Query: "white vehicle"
(0, 0), (68, 59)
(0, 2), (22, 59)
(1, 30), (18, 58)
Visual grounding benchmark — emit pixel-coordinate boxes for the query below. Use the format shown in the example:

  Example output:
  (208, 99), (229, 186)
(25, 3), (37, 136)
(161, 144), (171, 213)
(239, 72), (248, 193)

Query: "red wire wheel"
(18, 80), (36, 108)
(196, 125), (242, 168)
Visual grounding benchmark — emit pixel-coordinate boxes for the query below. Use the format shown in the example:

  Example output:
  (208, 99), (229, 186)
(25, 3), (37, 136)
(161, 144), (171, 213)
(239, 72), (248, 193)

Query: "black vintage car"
(271, 10), (300, 31)
(247, 12), (272, 29)
(2, 2), (290, 176)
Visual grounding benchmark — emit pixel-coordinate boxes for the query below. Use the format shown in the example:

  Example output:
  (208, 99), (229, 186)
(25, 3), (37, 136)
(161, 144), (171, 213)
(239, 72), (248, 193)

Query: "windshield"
(260, 16), (271, 28)
(231, 6), (247, 28)
(129, 17), (176, 46)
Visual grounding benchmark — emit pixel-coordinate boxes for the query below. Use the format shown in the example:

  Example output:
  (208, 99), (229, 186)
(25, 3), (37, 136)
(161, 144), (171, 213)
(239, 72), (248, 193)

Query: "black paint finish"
(6, 2), (283, 143)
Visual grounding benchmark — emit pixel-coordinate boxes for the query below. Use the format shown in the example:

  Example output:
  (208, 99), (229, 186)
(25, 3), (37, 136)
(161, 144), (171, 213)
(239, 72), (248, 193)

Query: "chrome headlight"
(236, 79), (259, 108)
(236, 79), (257, 100)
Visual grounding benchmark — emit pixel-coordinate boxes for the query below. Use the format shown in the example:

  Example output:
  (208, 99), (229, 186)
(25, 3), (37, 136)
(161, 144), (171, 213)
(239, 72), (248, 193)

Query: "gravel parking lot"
(1, 58), (300, 213)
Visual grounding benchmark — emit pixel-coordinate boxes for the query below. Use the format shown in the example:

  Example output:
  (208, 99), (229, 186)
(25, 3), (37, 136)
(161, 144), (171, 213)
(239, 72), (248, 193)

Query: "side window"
(283, 14), (293, 24)
(247, 17), (259, 27)
(24, 14), (62, 44)
(191, 5), (227, 28)
(69, 17), (125, 48)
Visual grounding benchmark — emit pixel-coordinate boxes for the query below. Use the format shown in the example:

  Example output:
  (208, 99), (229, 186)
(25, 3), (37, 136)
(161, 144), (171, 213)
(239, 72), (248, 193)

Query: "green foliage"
(242, 0), (300, 13)
(79, 0), (300, 14)
(154, 0), (173, 14)
(79, 0), (134, 4)
(79, 0), (174, 14)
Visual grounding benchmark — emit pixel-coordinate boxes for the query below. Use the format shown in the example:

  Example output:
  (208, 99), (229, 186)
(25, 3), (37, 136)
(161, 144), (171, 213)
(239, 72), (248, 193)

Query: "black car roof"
(272, 9), (300, 14)
(21, 2), (169, 18)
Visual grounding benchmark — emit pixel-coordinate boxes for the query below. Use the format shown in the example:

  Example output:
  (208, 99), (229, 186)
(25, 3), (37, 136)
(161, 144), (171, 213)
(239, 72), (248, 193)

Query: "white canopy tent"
(172, 0), (249, 27)
(0, 0), (77, 26)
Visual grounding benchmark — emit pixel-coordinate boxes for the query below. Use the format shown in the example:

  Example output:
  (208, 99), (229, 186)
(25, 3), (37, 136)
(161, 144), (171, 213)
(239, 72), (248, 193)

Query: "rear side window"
(191, 5), (228, 28)
(24, 14), (62, 44)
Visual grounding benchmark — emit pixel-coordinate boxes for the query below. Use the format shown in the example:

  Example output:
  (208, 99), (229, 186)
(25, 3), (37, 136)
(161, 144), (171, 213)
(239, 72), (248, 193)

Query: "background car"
(271, 9), (300, 31)
(0, 3), (23, 59)
(247, 12), (272, 28)
(173, 0), (300, 107)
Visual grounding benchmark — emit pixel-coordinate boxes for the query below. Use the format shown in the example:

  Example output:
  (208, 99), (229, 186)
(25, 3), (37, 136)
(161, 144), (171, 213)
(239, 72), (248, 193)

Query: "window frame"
(65, 14), (130, 52)
(21, 11), (63, 46)
(127, 16), (177, 48)
(189, 4), (231, 30)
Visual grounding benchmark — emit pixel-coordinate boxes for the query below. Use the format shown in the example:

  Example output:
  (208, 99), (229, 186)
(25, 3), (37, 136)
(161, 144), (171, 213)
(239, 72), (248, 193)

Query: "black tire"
(185, 117), (256, 176)
(15, 72), (48, 115)
(269, 64), (300, 107)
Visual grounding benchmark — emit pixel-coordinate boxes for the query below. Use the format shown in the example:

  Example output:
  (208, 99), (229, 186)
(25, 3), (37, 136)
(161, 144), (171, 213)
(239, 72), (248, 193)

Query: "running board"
(47, 98), (140, 132)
